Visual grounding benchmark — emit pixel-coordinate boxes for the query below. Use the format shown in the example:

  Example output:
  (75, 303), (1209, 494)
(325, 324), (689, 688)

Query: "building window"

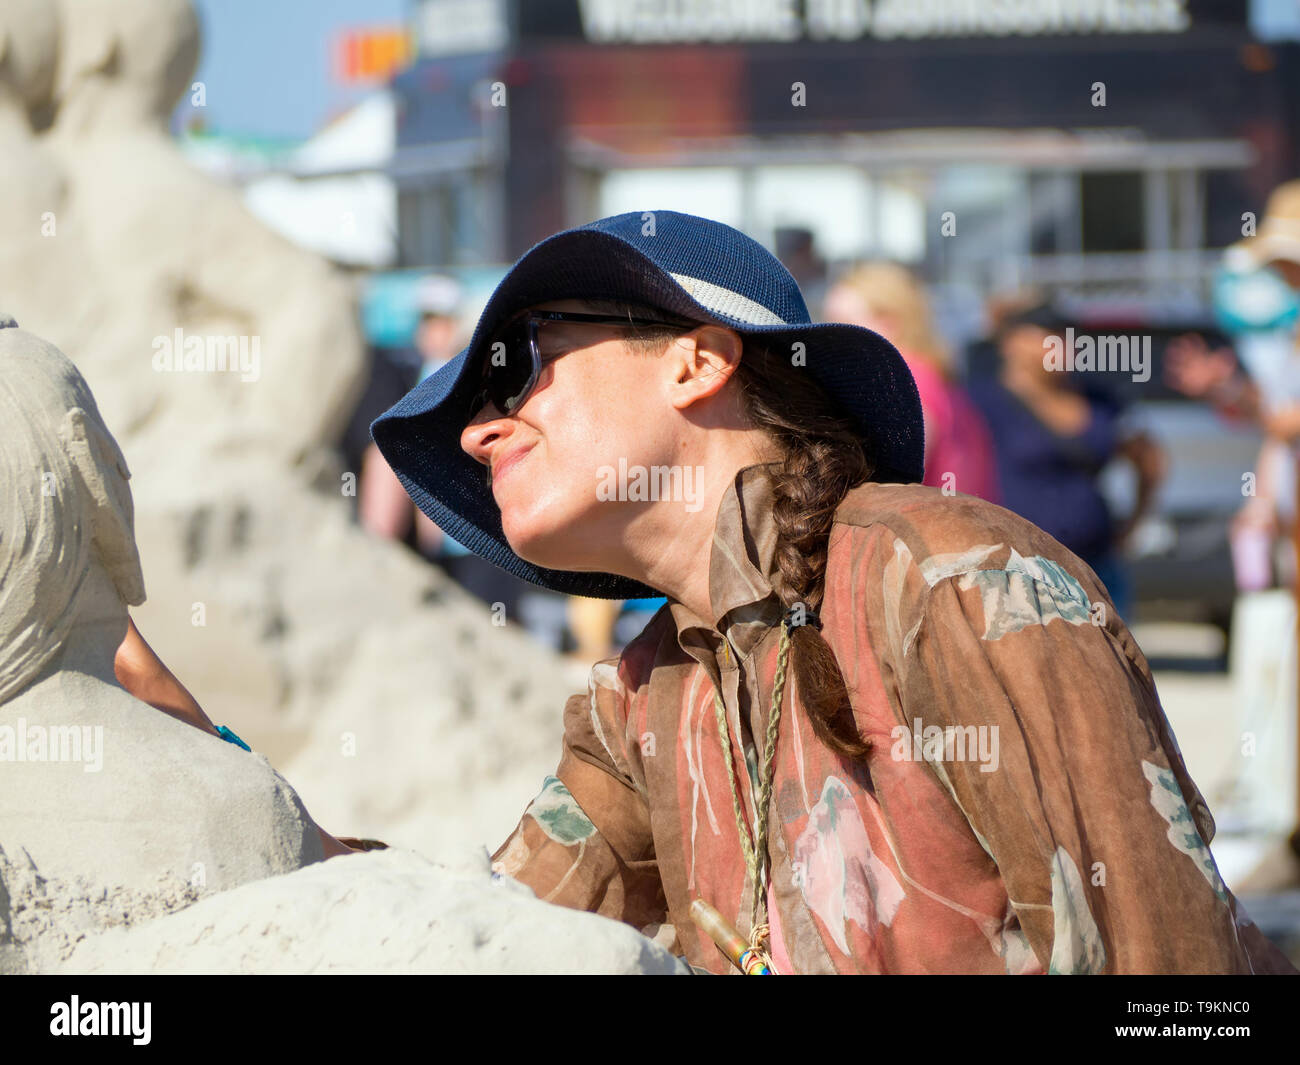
(1080, 171), (1144, 252)
(397, 174), (498, 267)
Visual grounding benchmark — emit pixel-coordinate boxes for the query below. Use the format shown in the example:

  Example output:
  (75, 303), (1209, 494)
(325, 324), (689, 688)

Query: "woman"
(823, 261), (1000, 502)
(968, 303), (1165, 621)
(365, 211), (1290, 975)
(121, 211), (1288, 974)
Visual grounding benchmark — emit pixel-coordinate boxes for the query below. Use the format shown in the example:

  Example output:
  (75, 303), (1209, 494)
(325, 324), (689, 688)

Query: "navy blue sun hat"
(371, 210), (924, 600)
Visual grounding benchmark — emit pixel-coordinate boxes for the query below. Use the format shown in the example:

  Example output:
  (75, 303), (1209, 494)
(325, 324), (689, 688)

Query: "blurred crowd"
(339, 178), (1300, 663)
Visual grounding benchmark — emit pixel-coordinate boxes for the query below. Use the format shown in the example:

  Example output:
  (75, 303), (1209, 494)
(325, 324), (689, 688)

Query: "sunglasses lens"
(479, 320), (534, 413)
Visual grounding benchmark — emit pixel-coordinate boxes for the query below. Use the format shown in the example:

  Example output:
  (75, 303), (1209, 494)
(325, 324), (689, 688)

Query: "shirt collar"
(665, 461), (784, 663)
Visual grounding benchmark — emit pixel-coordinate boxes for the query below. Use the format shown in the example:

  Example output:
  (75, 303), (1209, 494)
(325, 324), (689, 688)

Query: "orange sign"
(335, 27), (415, 84)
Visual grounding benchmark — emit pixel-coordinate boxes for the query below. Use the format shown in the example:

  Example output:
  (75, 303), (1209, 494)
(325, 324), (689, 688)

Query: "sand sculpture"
(0, 319), (324, 973)
(39, 0), (365, 465)
(0, 0), (579, 858)
(0, 0), (72, 329)
(0, 323), (681, 975)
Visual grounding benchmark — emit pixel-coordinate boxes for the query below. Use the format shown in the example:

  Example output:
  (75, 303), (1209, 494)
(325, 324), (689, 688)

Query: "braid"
(768, 441), (873, 761)
(769, 439), (862, 617)
(735, 343), (874, 760)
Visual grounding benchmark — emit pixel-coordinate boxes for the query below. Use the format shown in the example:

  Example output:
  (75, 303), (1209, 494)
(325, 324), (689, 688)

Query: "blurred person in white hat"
(1167, 180), (1300, 428)
(1243, 180), (1300, 289)
(358, 274), (465, 549)
(359, 275), (531, 620)
(411, 274), (466, 381)
(1166, 182), (1300, 851)
(1167, 180), (1300, 592)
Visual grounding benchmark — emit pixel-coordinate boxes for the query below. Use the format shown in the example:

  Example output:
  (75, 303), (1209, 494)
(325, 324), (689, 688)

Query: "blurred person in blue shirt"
(969, 302), (1165, 621)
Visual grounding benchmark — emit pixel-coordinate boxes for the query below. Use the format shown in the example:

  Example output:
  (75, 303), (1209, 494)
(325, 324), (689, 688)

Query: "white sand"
(54, 847), (688, 975)
(0, 844), (201, 974)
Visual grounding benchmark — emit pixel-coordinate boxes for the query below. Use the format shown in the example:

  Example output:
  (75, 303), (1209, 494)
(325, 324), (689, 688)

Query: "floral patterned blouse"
(491, 463), (1297, 974)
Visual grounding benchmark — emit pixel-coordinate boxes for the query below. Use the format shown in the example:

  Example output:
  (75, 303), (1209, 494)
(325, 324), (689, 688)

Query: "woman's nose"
(460, 408), (513, 465)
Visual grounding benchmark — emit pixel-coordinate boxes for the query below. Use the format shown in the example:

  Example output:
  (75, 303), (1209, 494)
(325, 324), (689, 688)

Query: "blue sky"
(1254, 0), (1300, 39)
(181, 0), (411, 140)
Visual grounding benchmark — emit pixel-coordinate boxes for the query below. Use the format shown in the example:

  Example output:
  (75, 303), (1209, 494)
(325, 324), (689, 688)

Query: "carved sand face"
(0, 323), (144, 703)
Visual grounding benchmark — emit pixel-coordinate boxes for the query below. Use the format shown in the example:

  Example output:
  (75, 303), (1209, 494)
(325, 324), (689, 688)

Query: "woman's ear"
(667, 326), (744, 410)
(60, 406), (146, 606)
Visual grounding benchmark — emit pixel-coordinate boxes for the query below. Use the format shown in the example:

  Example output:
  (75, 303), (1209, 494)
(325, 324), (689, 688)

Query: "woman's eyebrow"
(536, 331), (570, 356)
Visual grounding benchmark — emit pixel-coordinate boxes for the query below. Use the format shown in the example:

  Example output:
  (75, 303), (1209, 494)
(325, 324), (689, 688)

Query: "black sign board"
(515, 0), (1247, 45)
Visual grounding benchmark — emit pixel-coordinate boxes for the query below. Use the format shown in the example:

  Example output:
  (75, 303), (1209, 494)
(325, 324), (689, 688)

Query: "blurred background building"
(177, 2), (1300, 304)
(395, 0), (1294, 319)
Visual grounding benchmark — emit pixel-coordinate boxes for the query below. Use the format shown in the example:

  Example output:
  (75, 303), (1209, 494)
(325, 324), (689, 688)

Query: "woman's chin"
(500, 489), (611, 573)
(501, 514), (564, 570)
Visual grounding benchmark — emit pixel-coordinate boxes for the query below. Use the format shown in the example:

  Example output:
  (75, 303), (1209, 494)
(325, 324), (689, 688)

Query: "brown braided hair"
(584, 299), (874, 760)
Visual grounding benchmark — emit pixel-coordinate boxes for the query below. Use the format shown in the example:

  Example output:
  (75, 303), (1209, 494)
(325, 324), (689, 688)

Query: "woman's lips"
(492, 444), (534, 488)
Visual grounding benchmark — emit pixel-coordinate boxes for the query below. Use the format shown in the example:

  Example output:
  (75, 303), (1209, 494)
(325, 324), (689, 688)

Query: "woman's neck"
(619, 434), (781, 628)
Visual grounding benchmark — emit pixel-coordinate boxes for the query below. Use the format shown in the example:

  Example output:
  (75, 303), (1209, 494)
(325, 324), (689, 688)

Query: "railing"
(940, 249), (1223, 312)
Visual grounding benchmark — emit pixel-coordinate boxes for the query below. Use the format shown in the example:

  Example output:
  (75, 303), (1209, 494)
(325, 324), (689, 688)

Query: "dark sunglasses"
(467, 310), (692, 419)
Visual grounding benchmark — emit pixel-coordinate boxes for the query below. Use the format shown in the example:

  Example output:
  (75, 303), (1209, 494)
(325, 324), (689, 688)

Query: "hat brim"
(371, 228), (924, 599)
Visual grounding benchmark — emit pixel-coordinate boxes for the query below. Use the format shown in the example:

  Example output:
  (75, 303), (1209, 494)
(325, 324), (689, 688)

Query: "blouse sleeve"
(896, 556), (1287, 973)
(490, 675), (667, 933)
